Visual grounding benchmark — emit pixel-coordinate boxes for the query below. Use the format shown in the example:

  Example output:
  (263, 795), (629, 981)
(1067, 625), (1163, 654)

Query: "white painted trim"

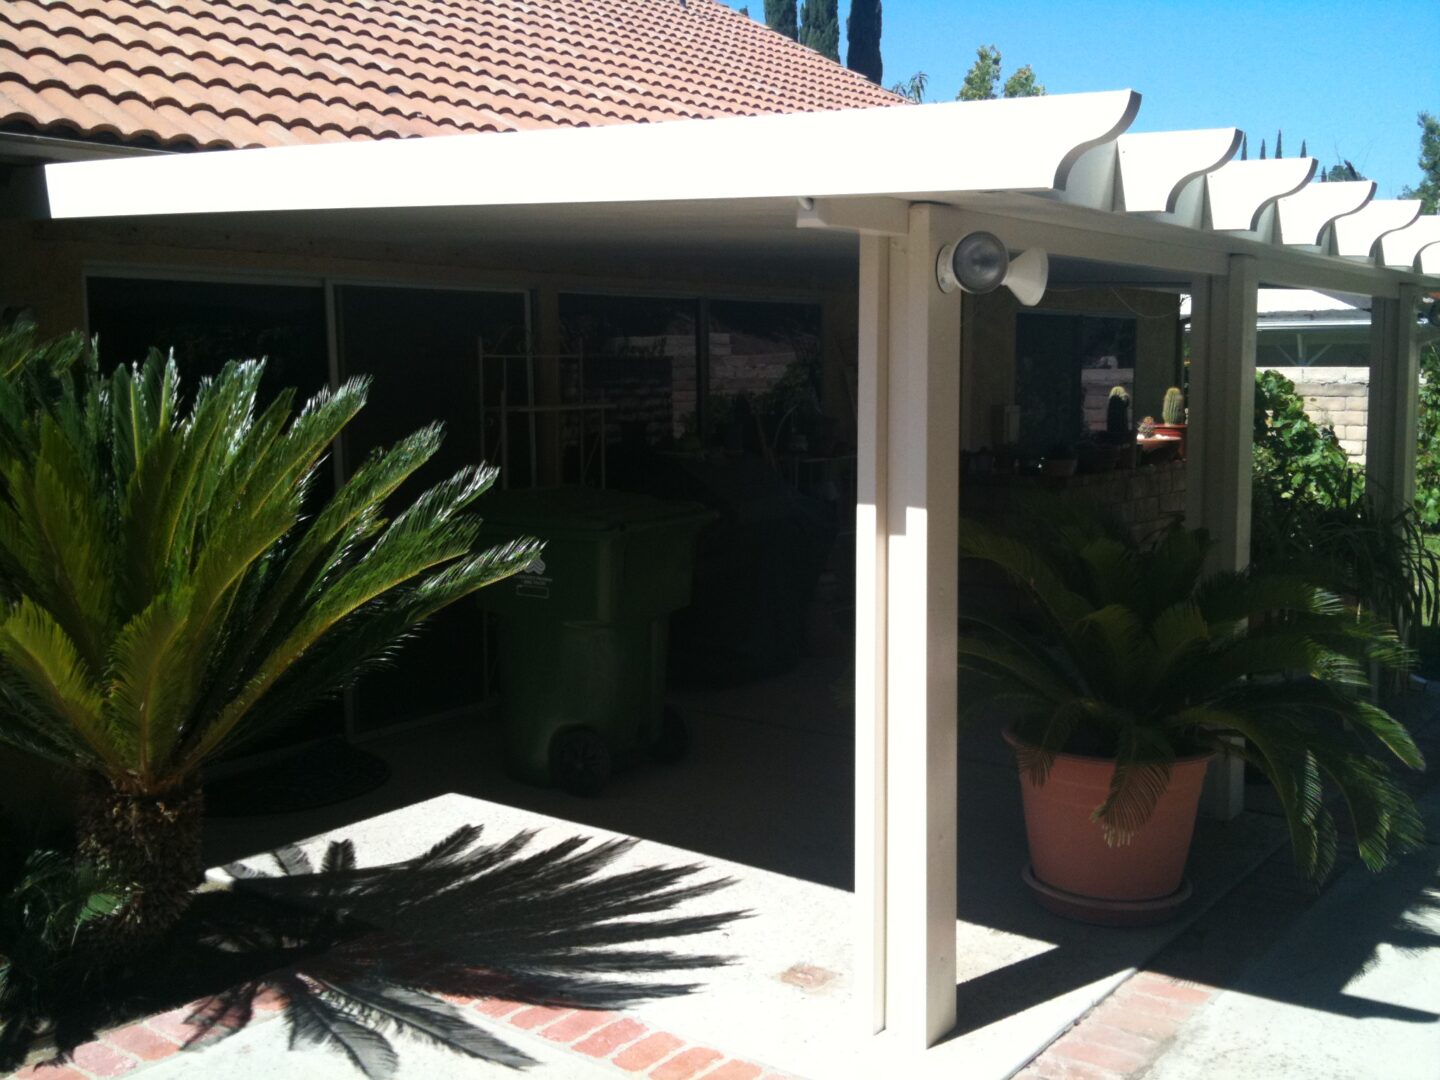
(799, 197), (910, 237)
(1274, 179), (1375, 247)
(1116, 129), (1240, 213)
(42, 92), (1141, 220)
(1204, 158), (1317, 233)
(1329, 199), (1422, 258)
(1378, 217), (1440, 270)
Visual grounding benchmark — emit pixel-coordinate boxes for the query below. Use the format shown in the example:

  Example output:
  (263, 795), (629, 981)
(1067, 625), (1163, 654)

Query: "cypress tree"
(846, 0), (882, 84)
(799, 0), (840, 62)
(1260, 138), (1267, 160)
(1240, 133), (1248, 161)
(764, 0), (797, 40)
(1275, 130), (1283, 158)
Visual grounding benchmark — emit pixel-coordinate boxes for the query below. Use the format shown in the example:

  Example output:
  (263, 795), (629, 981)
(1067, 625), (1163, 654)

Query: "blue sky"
(727, 1), (1437, 198)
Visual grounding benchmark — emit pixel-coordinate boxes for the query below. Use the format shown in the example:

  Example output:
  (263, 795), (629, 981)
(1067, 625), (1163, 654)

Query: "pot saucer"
(1021, 864), (1193, 927)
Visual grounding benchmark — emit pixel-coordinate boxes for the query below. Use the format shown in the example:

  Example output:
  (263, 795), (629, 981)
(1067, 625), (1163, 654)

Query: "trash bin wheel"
(652, 705), (690, 765)
(550, 729), (611, 797)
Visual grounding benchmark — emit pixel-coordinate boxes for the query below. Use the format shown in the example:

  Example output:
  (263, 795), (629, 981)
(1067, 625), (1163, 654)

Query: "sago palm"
(0, 323), (539, 941)
(957, 499), (1425, 883)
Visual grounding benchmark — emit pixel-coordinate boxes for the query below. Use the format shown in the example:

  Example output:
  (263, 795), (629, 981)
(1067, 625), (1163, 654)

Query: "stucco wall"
(1266, 366), (1370, 462)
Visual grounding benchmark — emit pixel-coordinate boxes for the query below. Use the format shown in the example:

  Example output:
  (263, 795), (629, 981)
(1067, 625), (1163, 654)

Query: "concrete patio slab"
(1143, 791), (1440, 1080)
(195, 784), (1285, 1080)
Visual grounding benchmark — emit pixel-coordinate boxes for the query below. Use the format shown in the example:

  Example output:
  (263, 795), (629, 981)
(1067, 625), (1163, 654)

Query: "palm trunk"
(76, 777), (204, 951)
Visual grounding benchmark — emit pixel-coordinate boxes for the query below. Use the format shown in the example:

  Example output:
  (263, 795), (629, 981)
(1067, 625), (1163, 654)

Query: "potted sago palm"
(0, 324), (540, 950)
(957, 498), (1424, 925)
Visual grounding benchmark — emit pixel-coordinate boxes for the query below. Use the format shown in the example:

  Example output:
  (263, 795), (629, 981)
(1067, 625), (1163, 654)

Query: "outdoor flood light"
(936, 230), (1050, 306)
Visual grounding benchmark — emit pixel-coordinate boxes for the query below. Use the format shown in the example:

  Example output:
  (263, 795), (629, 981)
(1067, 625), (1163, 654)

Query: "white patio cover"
(39, 89), (1440, 294)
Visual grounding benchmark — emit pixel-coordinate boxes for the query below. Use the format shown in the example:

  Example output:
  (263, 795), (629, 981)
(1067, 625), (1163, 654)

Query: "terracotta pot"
(1005, 730), (1213, 925)
(1153, 422), (1187, 459)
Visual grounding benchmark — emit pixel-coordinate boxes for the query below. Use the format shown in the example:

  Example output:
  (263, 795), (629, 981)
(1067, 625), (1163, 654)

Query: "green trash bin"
(475, 486), (713, 795)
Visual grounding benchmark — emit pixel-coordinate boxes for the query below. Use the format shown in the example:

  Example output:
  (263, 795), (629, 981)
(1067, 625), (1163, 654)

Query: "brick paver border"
(10, 989), (795, 1080)
(1015, 972), (1219, 1080)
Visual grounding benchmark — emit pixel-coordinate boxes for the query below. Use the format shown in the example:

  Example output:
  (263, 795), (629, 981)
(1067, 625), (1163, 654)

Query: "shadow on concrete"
(201, 657), (1440, 1056)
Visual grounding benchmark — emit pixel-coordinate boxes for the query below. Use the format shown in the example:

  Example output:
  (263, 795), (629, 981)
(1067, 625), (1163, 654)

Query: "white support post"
(1185, 254), (1259, 819)
(1365, 285), (1422, 518)
(854, 231), (890, 1037)
(868, 203), (961, 1049)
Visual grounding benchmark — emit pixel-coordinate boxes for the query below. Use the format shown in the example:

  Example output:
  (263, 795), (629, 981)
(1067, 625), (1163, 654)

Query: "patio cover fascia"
(39, 89), (1440, 290)
(37, 91), (1440, 1062)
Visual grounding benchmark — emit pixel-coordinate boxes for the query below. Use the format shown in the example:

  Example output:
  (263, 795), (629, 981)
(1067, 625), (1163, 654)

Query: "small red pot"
(1153, 422), (1187, 458)
(1005, 730), (1213, 925)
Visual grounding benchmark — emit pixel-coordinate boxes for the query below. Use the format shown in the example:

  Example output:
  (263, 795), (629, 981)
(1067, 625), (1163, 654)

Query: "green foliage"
(0, 322), (540, 796)
(1252, 369), (1356, 507)
(889, 70), (927, 102)
(1251, 368), (1440, 646)
(1162, 386), (1185, 425)
(958, 45), (1002, 101)
(1401, 111), (1440, 214)
(1002, 64), (1045, 98)
(1417, 342), (1440, 528)
(763, 0), (797, 39)
(798, 0), (839, 61)
(844, 0), (882, 84)
(957, 498), (1424, 882)
(0, 844), (127, 1063)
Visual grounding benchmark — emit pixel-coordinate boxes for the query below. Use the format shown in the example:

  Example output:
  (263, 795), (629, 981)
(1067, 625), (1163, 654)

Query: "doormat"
(204, 739), (391, 817)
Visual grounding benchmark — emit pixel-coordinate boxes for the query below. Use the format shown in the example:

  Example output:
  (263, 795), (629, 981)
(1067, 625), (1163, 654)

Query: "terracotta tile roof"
(0, 0), (903, 151)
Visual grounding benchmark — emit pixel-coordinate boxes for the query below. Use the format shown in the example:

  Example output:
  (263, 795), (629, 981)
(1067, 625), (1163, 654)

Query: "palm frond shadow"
(45, 825), (747, 1078)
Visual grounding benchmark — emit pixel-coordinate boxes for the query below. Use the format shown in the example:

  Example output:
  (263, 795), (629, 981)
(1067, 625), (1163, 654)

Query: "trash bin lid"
(477, 485), (710, 533)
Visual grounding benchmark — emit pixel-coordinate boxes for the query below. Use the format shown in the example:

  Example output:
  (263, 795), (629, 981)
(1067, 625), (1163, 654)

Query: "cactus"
(1162, 386), (1185, 425)
(1106, 385), (1131, 436)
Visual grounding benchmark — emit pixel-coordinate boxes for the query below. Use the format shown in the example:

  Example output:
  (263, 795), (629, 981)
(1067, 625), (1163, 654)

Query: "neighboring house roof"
(1181, 290), (1371, 325)
(1256, 288), (1368, 319)
(0, 0), (900, 151)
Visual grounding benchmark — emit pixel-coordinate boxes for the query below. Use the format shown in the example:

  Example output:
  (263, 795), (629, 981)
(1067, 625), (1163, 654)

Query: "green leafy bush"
(1252, 369), (1358, 508)
(1252, 369), (1440, 644)
(1415, 342), (1440, 530)
(0, 843), (127, 1063)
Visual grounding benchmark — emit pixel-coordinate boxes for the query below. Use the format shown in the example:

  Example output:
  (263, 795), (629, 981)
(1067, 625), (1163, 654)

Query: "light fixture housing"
(937, 231), (1008, 294)
(936, 231), (1050, 306)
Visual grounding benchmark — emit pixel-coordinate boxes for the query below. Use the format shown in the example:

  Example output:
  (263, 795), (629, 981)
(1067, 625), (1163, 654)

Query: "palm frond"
(958, 493), (1426, 882)
(285, 977), (400, 1080)
(0, 335), (540, 800)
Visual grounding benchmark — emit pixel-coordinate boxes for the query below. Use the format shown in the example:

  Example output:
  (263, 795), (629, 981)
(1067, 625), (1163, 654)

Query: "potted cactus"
(1154, 386), (1187, 457)
(1106, 385), (1137, 469)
